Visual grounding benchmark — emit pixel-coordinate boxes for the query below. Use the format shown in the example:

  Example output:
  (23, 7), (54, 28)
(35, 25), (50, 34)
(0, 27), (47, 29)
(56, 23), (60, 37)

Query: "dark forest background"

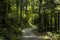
(0, 0), (60, 40)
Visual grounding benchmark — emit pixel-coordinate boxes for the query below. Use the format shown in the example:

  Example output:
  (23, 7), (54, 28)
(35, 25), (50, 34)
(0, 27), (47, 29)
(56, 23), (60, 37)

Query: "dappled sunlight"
(0, 0), (60, 40)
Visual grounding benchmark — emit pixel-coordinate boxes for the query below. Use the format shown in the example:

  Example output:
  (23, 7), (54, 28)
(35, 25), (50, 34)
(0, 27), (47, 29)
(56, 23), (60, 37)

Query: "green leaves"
(55, 5), (60, 11)
(0, 0), (60, 40)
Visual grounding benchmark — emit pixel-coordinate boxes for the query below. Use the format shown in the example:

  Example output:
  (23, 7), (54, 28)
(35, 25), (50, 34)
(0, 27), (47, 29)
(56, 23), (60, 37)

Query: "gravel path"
(21, 25), (41, 40)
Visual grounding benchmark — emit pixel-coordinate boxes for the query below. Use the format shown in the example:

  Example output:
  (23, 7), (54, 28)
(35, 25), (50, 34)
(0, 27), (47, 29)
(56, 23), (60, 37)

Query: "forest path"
(21, 25), (41, 40)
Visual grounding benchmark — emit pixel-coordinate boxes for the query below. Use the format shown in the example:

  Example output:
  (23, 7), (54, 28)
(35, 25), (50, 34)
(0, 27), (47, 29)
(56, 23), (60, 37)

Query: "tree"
(33, 0), (59, 33)
(0, 0), (22, 40)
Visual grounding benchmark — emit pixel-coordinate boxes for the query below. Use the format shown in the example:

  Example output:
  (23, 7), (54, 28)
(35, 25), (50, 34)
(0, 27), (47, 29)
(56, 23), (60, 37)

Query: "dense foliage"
(0, 0), (60, 40)
(33, 0), (60, 33)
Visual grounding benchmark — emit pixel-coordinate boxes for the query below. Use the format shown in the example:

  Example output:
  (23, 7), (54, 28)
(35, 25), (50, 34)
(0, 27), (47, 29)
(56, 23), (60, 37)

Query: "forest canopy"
(0, 0), (60, 40)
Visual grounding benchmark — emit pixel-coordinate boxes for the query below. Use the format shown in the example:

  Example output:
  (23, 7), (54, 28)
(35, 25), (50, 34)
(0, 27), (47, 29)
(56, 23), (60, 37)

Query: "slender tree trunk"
(0, 0), (6, 29)
(59, 11), (60, 34)
(39, 0), (42, 32)
(26, 0), (28, 16)
(58, 13), (59, 33)
(20, 0), (22, 28)
(16, 0), (19, 15)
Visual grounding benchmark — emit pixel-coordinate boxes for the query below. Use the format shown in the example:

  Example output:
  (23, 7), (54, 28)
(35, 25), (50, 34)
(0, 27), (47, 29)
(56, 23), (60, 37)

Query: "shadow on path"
(21, 25), (41, 40)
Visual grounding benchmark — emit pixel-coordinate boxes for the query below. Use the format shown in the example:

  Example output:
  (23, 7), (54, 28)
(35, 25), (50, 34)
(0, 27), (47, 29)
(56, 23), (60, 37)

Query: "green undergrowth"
(32, 29), (60, 40)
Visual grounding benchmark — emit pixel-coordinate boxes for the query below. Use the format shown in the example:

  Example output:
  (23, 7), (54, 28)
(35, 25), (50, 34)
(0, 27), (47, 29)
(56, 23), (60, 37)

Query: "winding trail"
(21, 25), (41, 40)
